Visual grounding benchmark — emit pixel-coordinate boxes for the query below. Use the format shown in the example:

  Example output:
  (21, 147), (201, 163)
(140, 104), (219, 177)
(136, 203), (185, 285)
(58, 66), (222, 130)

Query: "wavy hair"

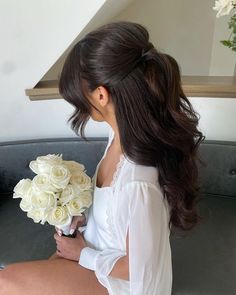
(59, 21), (206, 235)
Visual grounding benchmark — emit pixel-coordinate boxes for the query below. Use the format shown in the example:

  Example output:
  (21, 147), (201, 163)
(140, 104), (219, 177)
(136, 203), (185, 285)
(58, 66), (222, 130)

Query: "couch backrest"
(197, 140), (236, 197)
(0, 138), (235, 197)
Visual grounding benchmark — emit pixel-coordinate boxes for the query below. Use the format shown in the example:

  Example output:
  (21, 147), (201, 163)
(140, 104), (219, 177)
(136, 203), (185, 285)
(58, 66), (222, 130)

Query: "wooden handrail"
(25, 76), (236, 100)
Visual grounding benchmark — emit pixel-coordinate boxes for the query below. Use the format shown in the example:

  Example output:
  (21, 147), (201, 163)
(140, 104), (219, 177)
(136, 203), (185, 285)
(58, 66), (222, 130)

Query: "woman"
(0, 21), (205, 294)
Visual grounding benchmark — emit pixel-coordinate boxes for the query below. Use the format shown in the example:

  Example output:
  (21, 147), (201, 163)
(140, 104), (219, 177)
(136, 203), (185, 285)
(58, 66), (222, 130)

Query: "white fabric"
(78, 126), (173, 295)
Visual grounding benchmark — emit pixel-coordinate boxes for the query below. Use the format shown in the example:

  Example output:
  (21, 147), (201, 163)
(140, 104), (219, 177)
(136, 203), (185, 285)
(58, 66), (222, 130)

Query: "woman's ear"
(97, 86), (110, 107)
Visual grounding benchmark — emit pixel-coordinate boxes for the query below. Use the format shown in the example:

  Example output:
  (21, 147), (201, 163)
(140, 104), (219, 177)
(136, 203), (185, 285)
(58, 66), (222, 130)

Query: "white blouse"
(78, 126), (173, 295)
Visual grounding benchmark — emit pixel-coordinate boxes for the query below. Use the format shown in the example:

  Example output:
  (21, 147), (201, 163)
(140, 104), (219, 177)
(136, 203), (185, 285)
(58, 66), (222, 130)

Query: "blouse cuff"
(78, 246), (101, 271)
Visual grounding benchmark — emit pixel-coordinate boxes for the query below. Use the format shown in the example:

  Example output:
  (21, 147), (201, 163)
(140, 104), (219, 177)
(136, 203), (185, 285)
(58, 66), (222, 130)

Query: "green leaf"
(228, 15), (236, 29)
(220, 40), (232, 47)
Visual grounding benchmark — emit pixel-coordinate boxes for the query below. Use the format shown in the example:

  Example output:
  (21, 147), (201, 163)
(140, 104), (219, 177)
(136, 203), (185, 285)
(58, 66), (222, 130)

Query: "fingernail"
(70, 229), (75, 235)
(58, 230), (62, 236)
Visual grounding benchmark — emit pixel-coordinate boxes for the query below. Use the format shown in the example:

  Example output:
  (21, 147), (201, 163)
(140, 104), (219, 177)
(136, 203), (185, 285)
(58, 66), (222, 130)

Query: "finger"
(55, 227), (62, 236)
(56, 250), (63, 257)
(75, 231), (82, 238)
(70, 216), (80, 228)
(70, 216), (80, 234)
(77, 213), (86, 222)
(54, 233), (63, 241)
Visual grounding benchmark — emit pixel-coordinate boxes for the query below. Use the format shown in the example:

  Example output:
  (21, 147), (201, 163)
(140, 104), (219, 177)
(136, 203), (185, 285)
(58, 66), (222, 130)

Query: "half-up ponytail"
(59, 21), (206, 234)
(141, 49), (206, 233)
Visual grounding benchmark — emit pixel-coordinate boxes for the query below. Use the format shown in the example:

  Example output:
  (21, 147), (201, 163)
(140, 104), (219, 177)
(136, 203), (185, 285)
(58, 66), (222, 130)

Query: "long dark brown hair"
(59, 21), (206, 235)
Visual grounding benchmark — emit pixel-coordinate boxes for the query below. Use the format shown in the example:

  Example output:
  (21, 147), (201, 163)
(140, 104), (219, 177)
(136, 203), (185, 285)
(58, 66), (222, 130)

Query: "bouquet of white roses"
(13, 154), (93, 236)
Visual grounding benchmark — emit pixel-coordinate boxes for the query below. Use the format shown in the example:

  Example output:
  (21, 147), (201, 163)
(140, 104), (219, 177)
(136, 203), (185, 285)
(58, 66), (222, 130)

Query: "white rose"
(60, 184), (80, 205)
(213, 0), (235, 17)
(70, 171), (92, 191)
(47, 206), (71, 226)
(31, 191), (57, 211)
(32, 174), (58, 193)
(19, 186), (34, 212)
(49, 164), (71, 190)
(13, 179), (32, 198)
(20, 198), (32, 212)
(77, 190), (93, 208)
(27, 208), (48, 224)
(29, 154), (63, 175)
(64, 161), (85, 174)
(66, 198), (85, 216)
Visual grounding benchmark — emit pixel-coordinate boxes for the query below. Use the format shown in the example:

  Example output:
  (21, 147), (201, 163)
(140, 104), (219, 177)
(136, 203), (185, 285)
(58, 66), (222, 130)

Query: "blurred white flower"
(213, 0), (235, 17)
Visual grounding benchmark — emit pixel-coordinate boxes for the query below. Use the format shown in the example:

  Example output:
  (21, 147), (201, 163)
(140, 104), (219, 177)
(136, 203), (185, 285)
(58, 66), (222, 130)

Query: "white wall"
(0, 0), (108, 142)
(45, 0), (220, 78)
(42, 0), (135, 81)
(113, 0), (216, 76)
(189, 97), (236, 141)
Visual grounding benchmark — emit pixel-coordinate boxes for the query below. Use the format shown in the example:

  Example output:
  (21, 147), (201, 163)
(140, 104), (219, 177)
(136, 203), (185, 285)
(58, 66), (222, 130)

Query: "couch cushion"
(170, 193), (236, 294)
(0, 193), (55, 267)
(0, 193), (9, 206)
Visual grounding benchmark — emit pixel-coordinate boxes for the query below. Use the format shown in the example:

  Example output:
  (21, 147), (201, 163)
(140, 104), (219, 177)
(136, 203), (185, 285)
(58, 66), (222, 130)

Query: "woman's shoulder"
(119, 155), (159, 187)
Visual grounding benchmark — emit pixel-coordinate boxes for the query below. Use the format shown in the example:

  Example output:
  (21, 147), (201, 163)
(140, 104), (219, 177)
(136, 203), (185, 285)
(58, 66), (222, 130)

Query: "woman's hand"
(55, 214), (86, 236)
(54, 231), (87, 261)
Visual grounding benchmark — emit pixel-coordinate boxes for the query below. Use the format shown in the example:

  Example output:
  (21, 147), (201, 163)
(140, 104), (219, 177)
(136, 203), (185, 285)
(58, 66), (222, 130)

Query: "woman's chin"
(91, 116), (105, 123)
